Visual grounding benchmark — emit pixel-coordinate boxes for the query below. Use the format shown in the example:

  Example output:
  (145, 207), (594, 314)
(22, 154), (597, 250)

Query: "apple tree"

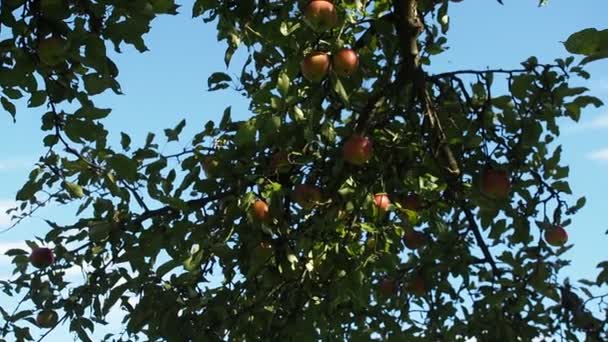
(1, 0), (608, 341)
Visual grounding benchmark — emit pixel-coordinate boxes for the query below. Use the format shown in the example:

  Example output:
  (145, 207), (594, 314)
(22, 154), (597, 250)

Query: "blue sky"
(1, 0), (607, 340)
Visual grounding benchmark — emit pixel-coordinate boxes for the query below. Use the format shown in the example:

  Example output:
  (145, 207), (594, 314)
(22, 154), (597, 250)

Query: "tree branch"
(391, 0), (460, 176)
(132, 190), (235, 225)
(463, 207), (501, 277)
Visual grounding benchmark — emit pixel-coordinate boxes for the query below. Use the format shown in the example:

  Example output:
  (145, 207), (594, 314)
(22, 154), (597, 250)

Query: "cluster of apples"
(479, 167), (568, 247)
(301, 48), (359, 83)
(28, 247), (59, 328)
(300, 1), (359, 83)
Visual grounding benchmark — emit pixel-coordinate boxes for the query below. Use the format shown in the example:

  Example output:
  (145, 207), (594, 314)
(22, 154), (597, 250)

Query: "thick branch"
(391, 0), (460, 176)
(132, 190), (235, 225)
(463, 207), (501, 277)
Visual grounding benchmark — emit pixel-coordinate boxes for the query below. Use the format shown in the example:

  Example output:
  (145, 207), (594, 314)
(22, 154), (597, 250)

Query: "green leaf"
(164, 119), (186, 142)
(27, 91), (47, 107)
(108, 154), (139, 182)
(333, 77), (350, 104)
(63, 181), (85, 199)
(219, 106), (232, 130)
(208, 72), (232, 91)
(564, 28), (608, 63)
(1, 97), (16, 120)
(120, 132), (132, 151)
(234, 119), (256, 147)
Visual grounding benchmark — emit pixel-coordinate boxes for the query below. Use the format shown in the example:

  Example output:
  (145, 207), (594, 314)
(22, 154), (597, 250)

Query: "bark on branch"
(391, 0), (460, 176)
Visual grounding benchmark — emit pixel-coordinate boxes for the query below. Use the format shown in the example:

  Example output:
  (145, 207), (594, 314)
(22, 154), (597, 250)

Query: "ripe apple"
(270, 151), (292, 174)
(293, 184), (322, 209)
(342, 135), (373, 165)
(401, 193), (421, 211)
(379, 278), (397, 297)
(301, 51), (331, 83)
(544, 226), (568, 247)
(251, 199), (270, 222)
(303, 0), (338, 32)
(201, 156), (219, 179)
(403, 229), (426, 250)
(480, 168), (511, 199)
(29, 247), (54, 269)
(36, 310), (58, 328)
(409, 275), (426, 297)
(373, 193), (390, 212)
(332, 48), (359, 77)
(38, 36), (68, 67)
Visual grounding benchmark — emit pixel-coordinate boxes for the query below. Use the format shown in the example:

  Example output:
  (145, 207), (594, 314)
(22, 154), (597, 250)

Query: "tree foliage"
(1, 0), (607, 341)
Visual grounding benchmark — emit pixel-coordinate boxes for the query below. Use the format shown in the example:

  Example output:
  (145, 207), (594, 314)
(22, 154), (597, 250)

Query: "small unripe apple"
(270, 151), (292, 174)
(366, 237), (377, 250)
(403, 230), (426, 250)
(251, 199), (270, 222)
(409, 275), (426, 297)
(29, 247), (54, 269)
(301, 51), (331, 83)
(544, 226), (568, 247)
(480, 168), (511, 199)
(36, 310), (58, 328)
(38, 37), (68, 67)
(332, 48), (359, 77)
(379, 278), (397, 297)
(401, 194), (421, 211)
(342, 135), (373, 165)
(303, 0), (338, 32)
(88, 222), (113, 242)
(373, 193), (390, 212)
(293, 184), (322, 209)
(201, 156), (220, 179)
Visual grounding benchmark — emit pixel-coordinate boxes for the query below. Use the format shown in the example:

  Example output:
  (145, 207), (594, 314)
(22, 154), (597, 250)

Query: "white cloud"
(0, 158), (34, 172)
(587, 114), (608, 129)
(563, 113), (608, 134)
(598, 78), (608, 93)
(587, 148), (608, 162)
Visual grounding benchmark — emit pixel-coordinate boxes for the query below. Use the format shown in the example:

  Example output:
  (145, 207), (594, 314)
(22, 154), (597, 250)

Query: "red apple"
(29, 247), (54, 269)
(403, 229), (426, 250)
(270, 151), (292, 174)
(303, 0), (338, 32)
(332, 48), (359, 77)
(409, 275), (426, 297)
(36, 310), (58, 328)
(342, 135), (373, 165)
(544, 226), (568, 247)
(251, 199), (270, 222)
(301, 51), (331, 83)
(379, 278), (397, 296)
(293, 184), (322, 209)
(373, 193), (390, 212)
(401, 193), (421, 211)
(201, 156), (219, 179)
(480, 168), (511, 199)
